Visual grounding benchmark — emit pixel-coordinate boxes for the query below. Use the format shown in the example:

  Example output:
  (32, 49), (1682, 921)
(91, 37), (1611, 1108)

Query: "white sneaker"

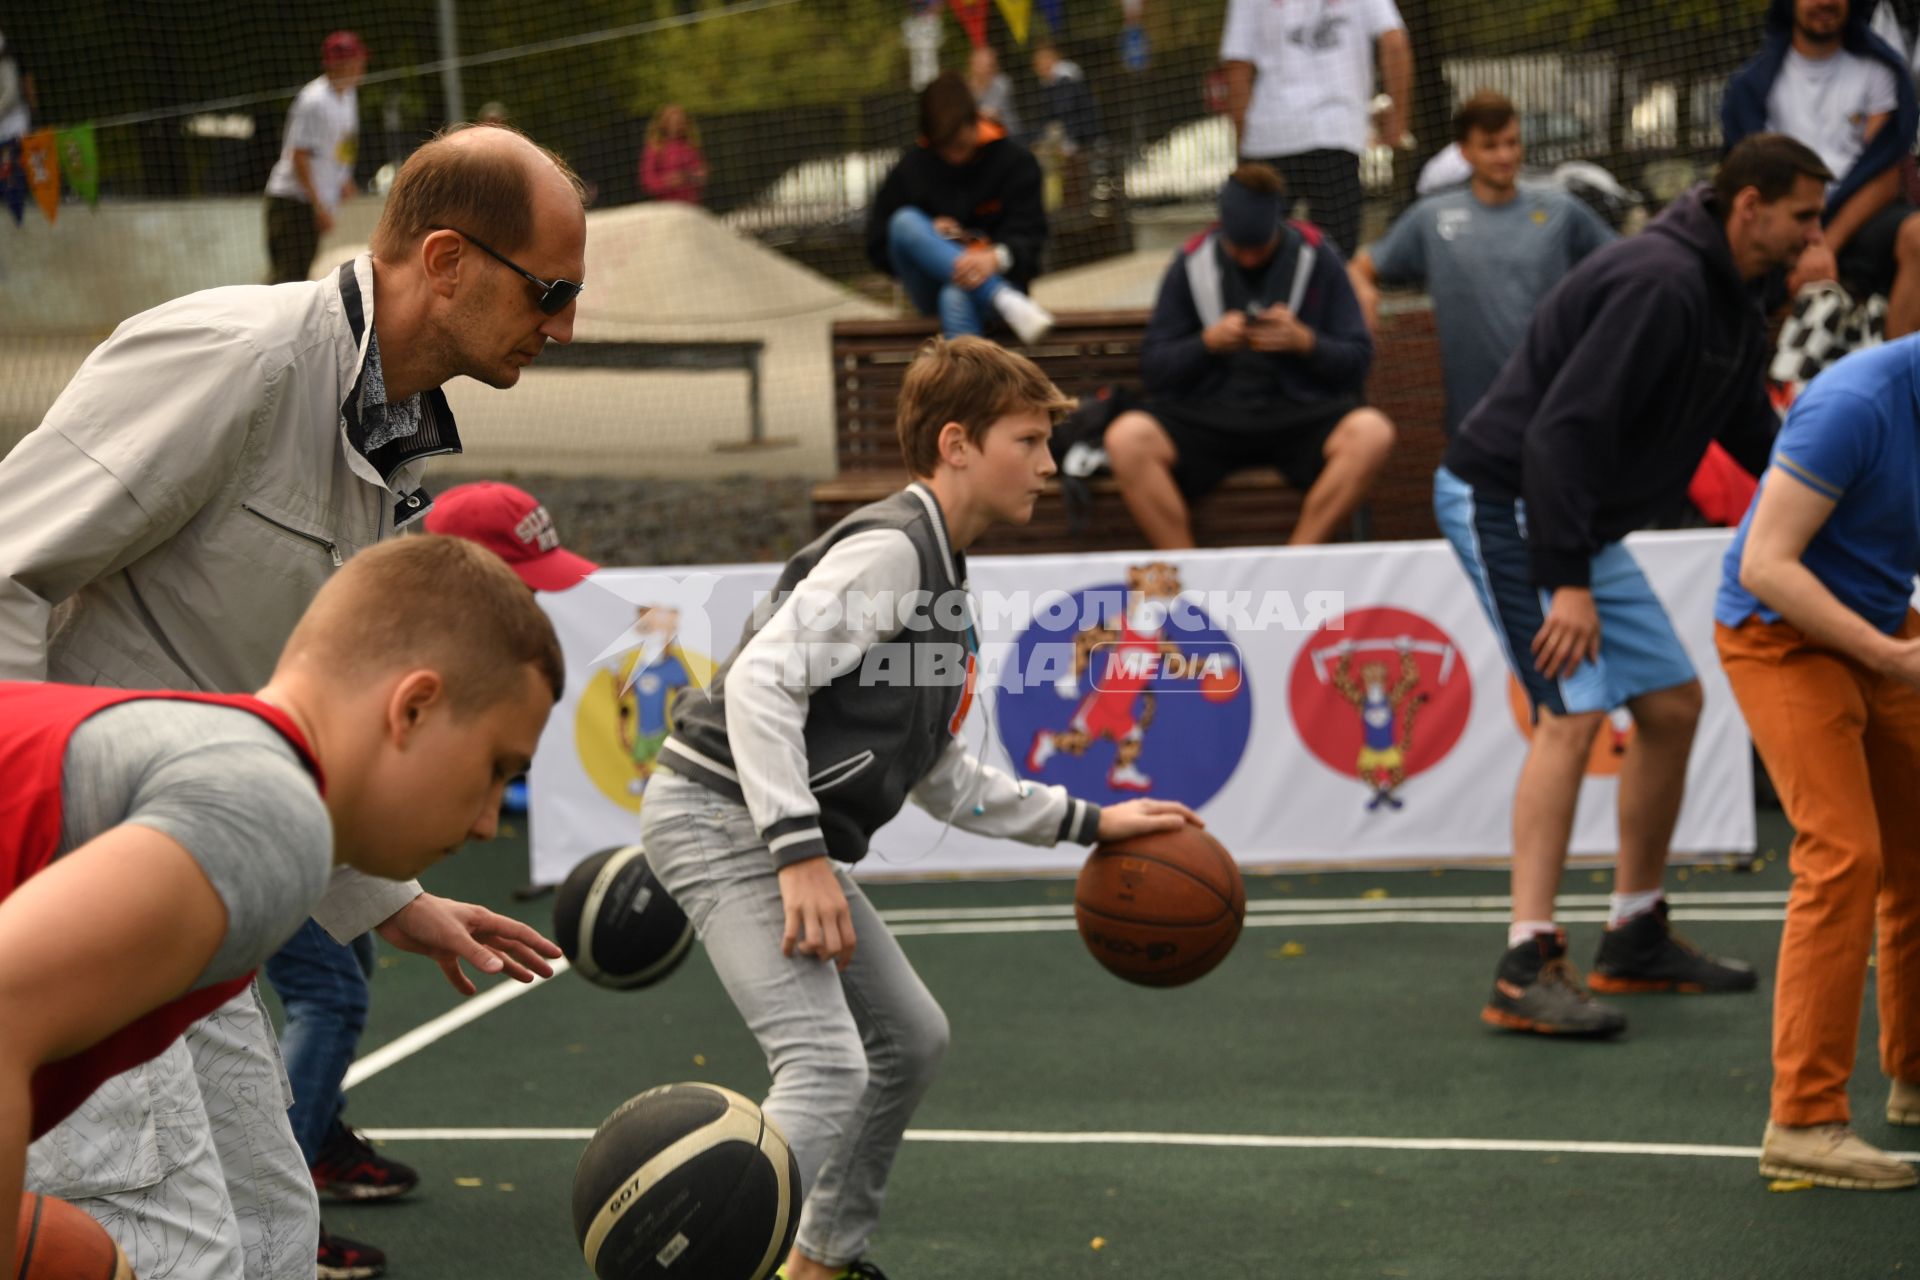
(1107, 762), (1152, 792)
(1759, 1122), (1918, 1190)
(1026, 732), (1057, 772)
(992, 288), (1054, 346)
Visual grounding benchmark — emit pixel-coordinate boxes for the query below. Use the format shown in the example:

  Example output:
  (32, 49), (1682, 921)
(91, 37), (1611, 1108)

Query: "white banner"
(528, 532), (1754, 885)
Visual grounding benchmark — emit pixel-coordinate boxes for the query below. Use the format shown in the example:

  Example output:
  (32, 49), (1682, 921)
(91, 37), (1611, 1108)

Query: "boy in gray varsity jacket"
(642, 337), (1200, 1280)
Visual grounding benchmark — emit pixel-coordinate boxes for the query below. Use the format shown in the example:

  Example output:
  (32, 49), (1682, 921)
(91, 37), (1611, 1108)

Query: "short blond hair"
(280, 536), (565, 711)
(896, 337), (1076, 477)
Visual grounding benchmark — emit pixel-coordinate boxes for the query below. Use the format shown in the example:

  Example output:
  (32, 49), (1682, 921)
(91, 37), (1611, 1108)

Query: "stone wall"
(517, 473), (816, 569)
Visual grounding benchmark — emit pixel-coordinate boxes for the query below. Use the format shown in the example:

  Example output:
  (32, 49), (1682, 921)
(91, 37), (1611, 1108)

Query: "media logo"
(998, 562), (1251, 807)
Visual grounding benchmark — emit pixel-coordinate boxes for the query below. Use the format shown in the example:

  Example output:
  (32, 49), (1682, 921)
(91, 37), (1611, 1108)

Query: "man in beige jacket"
(0, 124), (586, 1280)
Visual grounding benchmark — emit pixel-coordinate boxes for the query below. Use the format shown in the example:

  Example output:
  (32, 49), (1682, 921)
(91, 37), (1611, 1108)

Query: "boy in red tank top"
(0, 535), (564, 1266)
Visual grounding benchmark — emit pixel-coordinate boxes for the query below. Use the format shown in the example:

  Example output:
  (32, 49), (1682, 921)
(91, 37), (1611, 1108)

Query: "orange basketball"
(14, 1193), (134, 1280)
(1074, 825), (1246, 987)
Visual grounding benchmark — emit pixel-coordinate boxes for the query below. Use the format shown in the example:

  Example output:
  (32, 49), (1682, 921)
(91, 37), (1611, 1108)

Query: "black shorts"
(1149, 396), (1361, 501)
(265, 195), (320, 285)
(1837, 200), (1916, 299)
(1246, 148), (1362, 257)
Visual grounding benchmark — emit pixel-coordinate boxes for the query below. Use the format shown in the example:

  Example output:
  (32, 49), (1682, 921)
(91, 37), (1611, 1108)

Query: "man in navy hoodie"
(1104, 163), (1395, 547)
(1434, 134), (1830, 1039)
(1724, 0), (1920, 335)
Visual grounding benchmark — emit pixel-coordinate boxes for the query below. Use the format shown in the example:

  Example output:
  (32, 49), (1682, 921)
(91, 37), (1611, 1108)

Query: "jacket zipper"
(241, 503), (344, 567)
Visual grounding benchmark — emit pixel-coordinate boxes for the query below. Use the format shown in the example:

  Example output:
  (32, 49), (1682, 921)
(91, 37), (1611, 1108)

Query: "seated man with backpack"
(1104, 164), (1395, 548)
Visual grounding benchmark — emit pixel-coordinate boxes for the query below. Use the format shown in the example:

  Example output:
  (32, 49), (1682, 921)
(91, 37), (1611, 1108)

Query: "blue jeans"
(263, 919), (376, 1165)
(886, 206), (1006, 337)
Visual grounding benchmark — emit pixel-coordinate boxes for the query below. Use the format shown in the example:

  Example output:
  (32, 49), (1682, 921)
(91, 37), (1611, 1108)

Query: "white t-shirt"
(1220, 0), (1405, 157)
(0, 48), (28, 140)
(1871, 5), (1920, 85)
(1765, 46), (1898, 187)
(265, 75), (359, 211)
(902, 12), (943, 92)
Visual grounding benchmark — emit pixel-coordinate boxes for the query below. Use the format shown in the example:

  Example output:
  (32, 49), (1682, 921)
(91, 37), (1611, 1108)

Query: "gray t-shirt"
(1367, 182), (1615, 435)
(58, 699), (333, 989)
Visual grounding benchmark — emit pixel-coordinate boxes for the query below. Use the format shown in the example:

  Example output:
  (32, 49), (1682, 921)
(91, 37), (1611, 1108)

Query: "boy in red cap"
(424, 481), (598, 592)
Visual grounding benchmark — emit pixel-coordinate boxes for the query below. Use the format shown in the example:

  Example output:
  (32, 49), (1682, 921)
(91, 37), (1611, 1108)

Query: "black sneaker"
(1481, 929), (1627, 1037)
(311, 1122), (420, 1201)
(1588, 900), (1757, 994)
(317, 1226), (386, 1280)
(775, 1262), (890, 1279)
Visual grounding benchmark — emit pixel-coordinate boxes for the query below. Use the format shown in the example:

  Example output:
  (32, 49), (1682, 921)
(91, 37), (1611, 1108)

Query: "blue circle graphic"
(991, 584), (1252, 809)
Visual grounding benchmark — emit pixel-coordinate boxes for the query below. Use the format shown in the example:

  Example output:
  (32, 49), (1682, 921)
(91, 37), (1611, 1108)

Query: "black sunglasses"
(433, 226), (583, 315)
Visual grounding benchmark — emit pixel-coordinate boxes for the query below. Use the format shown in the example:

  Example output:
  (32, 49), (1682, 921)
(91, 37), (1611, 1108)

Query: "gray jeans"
(641, 771), (950, 1268)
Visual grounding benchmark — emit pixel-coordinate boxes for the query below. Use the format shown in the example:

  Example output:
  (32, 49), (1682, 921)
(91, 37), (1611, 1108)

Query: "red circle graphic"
(1287, 606), (1473, 783)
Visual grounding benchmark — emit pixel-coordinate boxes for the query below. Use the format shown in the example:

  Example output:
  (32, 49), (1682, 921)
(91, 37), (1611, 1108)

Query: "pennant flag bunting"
(21, 130), (59, 224)
(56, 124), (99, 206)
(993, 0), (1032, 45)
(0, 138), (25, 226)
(947, 0), (989, 48)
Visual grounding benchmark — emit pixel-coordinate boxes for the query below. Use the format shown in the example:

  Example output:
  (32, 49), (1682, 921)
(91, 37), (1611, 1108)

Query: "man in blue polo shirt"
(1715, 334), (1920, 1191)
(1350, 90), (1615, 437)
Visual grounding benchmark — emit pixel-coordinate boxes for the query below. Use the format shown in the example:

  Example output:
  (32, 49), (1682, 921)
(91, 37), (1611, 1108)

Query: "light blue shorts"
(1433, 466), (1696, 716)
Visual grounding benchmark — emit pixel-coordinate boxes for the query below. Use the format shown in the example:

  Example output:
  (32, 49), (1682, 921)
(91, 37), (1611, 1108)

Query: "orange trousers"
(1716, 614), (1920, 1127)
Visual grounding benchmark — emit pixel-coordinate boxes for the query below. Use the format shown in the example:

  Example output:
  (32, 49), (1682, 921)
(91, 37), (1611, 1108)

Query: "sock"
(1508, 920), (1557, 950)
(1608, 888), (1664, 928)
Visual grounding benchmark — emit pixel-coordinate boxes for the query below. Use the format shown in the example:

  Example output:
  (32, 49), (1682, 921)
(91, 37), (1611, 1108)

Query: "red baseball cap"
(425, 482), (598, 592)
(322, 31), (368, 66)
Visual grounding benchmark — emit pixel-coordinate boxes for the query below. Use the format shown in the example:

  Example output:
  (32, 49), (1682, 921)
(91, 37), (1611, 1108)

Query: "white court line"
(343, 902), (1789, 1087)
(355, 1126), (1920, 1164)
(878, 890), (1788, 923)
(342, 960), (570, 1090)
(888, 908), (1786, 937)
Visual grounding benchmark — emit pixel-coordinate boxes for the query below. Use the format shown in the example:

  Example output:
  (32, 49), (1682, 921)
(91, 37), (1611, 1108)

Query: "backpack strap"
(1284, 220), (1319, 315)
(1183, 229), (1226, 328)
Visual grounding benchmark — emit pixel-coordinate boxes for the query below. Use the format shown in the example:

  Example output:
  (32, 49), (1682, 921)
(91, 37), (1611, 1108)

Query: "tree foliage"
(13, 0), (1235, 129)
(1433, 0), (1763, 59)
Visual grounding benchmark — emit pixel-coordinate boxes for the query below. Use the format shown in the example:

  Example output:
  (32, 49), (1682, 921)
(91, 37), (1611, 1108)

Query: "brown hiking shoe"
(1588, 900), (1756, 994)
(1481, 930), (1627, 1037)
(1891, 1079), (1920, 1126)
(1759, 1123), (1918, 1190)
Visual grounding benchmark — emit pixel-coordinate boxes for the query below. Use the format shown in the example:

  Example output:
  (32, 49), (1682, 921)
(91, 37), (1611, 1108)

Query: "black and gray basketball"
(572, 1083), (801, 1280)
(553, 845), (694, 990)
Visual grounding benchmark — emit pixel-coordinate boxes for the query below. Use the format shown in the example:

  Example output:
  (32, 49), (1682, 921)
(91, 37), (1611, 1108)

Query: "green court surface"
(308, 812), (1920, 1279)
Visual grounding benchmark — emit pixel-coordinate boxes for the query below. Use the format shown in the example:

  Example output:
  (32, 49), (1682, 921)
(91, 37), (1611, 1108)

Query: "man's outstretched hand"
(376, 893), (563, 996)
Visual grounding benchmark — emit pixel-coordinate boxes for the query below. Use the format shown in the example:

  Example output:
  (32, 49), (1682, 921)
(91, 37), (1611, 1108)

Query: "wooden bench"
(818, 303), (1450, 552)
(538, 339), (768, 445)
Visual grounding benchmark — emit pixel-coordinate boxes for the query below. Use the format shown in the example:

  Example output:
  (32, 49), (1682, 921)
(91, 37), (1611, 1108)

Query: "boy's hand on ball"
(779, 857), (856, 970)
(1097, 799), (1204, 841)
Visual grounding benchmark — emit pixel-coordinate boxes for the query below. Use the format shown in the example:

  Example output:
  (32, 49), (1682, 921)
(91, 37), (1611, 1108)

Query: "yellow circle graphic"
(574, 636), (715, 813)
